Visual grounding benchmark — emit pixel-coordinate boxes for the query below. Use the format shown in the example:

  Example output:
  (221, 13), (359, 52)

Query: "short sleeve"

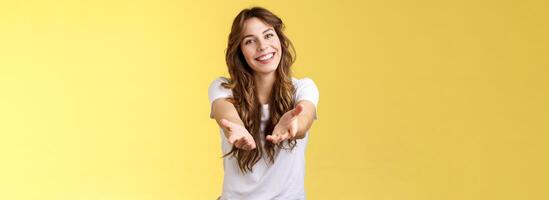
(294, 78), (319, 119)
(208, 77), (233, 118)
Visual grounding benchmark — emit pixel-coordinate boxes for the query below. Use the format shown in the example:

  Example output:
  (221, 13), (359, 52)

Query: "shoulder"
(208, 76), (232, 105)
(292, 77), (318, 91)
(209, 76), (230, 87)
(208, 77), (231, 92)
(292, 77), (317, 88)
(292, 77), (319, 107)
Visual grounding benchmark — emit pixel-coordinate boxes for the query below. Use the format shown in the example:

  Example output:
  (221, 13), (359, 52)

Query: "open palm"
(266, 104), (304, 144)
(220, 119), (256, 150)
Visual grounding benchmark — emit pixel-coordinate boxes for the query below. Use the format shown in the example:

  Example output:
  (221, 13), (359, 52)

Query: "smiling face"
(240, 17), (282, 75)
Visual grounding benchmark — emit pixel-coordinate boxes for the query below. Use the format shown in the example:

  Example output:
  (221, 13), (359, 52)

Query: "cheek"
(241, 47), (255, 61)
(274, 41), (282, 57)
(273, 37), (282, 48)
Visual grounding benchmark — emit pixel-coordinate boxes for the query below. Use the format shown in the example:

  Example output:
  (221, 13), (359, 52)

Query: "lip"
(255, 52), (276, 64)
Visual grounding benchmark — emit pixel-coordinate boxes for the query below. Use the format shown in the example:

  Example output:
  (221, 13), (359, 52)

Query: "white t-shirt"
(208, 77), (319, 200)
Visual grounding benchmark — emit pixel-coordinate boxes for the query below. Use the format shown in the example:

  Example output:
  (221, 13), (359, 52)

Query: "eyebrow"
(242, 28), (275, 40)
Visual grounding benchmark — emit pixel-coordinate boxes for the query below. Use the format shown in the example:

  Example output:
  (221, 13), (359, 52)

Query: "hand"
(266, 104), (304, 144)
(220, 119), (256, 150)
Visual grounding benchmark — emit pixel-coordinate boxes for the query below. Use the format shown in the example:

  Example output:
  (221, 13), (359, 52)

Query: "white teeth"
(257, 53), (274, 61)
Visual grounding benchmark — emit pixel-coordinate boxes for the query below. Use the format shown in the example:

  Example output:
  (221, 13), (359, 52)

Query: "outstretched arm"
(211, 98), (256, 150)
(266, 100), (316, 144)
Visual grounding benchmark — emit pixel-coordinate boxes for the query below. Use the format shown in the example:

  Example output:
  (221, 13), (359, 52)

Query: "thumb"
(220, 119), (233, 130)
(291, 104), (304, 118)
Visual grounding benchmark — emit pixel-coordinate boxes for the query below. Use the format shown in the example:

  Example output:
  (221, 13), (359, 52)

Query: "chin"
(254, 68), (277, 75)
(252, 63), (280, 74)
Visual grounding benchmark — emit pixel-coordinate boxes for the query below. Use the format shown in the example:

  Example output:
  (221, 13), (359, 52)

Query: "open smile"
(255, 52), (276, 64)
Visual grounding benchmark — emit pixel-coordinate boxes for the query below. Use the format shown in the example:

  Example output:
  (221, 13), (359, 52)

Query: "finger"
(241, 143), (250, 150)
(220, 119), (233, 131)
(271, 127), (286, 142)
(244, 138), (256, 150)
(227, 134), (240, 144)
(273, 136), (282, 144)
(274, 136), (284, 144)
(289, 130), (297, 138)
(235, 138), (246, 149)
(241, 138), (251, 150)
(243, 143), (253, 150)
(247, 138), (256, 149)
(239, 138), (252, 150)
(278, 133), (289, 141)
(278, 133), (288, 142)
(232, 137), (242, 147)
(266, 135), (277, 143)
(269, 134), (282, 144)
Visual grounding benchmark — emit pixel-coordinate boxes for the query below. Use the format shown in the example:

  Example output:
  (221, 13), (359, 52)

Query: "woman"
(208, 7), (319, 200)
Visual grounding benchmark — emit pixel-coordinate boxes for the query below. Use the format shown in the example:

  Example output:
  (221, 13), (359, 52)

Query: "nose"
(257, 39), (268, 52)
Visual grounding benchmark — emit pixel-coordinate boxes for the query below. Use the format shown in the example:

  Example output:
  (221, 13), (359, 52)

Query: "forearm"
(295, 116), (313, 139)
(212, 99), (245, 138)
(294, 101), (316, 139)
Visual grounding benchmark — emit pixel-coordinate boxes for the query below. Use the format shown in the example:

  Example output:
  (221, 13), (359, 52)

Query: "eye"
(244, 39), (255, 45)
(265, 33), (275, 39)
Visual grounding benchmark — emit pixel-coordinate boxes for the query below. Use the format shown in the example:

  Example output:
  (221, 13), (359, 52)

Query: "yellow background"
(1, 0), (548, 199)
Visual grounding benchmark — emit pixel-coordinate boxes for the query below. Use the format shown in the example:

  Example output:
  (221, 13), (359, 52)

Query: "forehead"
(242, 17), (273, 35)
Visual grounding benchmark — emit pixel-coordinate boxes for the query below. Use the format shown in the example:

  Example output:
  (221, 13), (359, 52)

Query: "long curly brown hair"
(222, 7), (297, 173)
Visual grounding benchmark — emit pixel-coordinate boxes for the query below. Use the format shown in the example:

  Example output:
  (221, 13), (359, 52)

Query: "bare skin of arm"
(213, 98), (316, 146)
(266, 100), (316, 143)
(211, 98), (256, 150)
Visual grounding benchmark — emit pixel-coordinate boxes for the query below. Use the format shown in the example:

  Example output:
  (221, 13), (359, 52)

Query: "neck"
(254, 72), (276, 105)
